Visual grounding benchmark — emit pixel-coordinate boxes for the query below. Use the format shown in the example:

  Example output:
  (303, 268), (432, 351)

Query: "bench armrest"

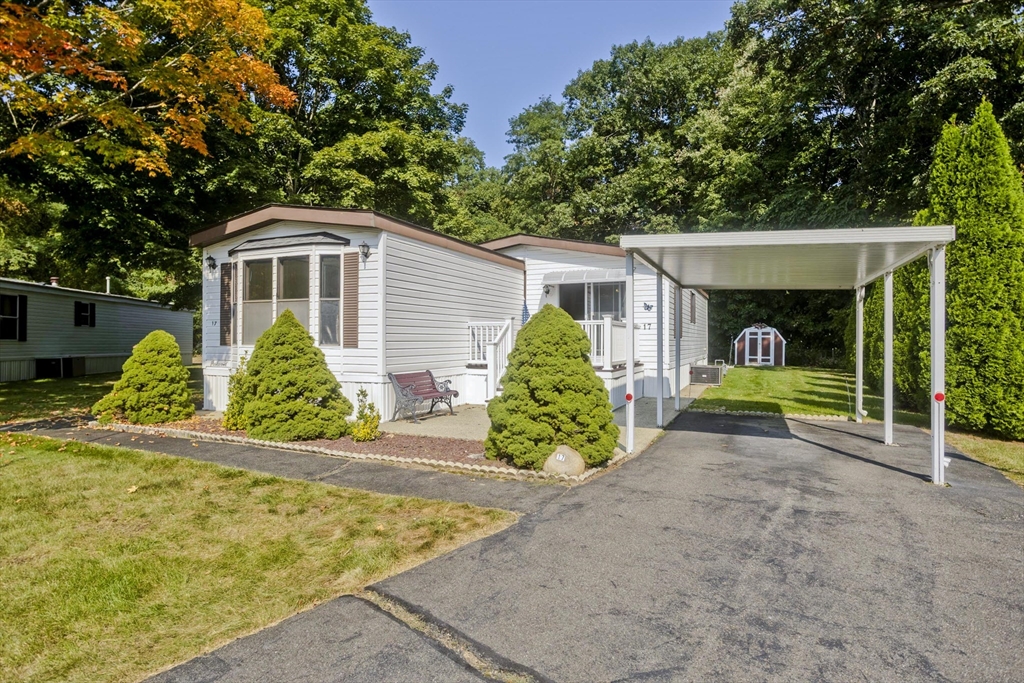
(433, 378), (453, 393)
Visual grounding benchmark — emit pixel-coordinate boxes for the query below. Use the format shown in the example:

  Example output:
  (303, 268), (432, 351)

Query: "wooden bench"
(387, 370), (459, 423)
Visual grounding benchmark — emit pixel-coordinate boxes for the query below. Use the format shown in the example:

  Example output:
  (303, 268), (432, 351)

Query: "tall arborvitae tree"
(887, 102), (1024, 438)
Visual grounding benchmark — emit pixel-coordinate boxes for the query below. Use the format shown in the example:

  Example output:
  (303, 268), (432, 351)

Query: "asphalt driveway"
(374, 413), (1023, 682)
(56, 412), (1020, 682)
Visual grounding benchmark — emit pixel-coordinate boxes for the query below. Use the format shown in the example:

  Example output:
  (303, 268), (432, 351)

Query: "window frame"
(318, 254), (342, 346)
(73, 301), (96, 328)
(232, 246), (348, 348)
(0, 293), (22, 341)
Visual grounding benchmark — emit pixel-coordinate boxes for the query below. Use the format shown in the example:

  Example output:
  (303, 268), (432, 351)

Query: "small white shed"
(733, 323), (786, 366)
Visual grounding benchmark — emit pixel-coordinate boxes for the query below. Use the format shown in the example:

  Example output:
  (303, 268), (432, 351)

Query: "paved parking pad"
(148, 596), (484, 683)
(375, 413), (1024, 682)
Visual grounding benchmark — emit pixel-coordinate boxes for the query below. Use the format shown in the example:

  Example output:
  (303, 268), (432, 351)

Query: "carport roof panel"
(619, 226), (955, 290)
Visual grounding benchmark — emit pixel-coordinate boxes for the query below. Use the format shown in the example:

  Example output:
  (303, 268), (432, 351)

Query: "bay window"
(319, 255), (341, 345)
(277, 256), (310, 328)
(242, 259), (273, 344)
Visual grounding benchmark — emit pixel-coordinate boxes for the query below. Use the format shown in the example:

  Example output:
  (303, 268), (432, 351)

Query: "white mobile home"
(192, 206), (711, 418)
(190, 205), (525, 417)
(0, 278), (193, 382)
(481, 235), (709, 406)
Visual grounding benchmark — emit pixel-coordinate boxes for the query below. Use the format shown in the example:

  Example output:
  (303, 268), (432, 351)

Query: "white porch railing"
(579, 316), (628, 370)
(468, 321), (505, 365)
(468, 319), (515, 400)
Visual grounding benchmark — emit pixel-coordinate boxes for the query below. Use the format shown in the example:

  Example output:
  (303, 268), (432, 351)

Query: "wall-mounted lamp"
(543, 284), (553, 295)
(206, 255), (217, 272)
(358, 242), (371, 260)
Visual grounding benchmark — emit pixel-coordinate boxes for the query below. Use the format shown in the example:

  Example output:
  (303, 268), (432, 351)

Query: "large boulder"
(542, 445), (586, 476)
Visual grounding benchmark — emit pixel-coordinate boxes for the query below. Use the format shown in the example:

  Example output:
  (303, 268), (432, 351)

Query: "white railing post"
(602, 315), (613, 370)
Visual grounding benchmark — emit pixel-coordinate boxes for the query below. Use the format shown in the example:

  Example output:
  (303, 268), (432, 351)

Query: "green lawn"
(691, 365), (1023, 487)
(0, 433), (514, 683)
(0, 367), (203, 424)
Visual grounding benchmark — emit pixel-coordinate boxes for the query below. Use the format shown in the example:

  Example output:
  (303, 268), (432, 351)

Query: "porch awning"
(542, 268), (626, 285)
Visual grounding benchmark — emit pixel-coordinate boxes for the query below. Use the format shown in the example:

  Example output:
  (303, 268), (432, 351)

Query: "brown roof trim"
(481, 233), (626, 257)
(190, 204), (524, 271)
(481, 234), (709, 297)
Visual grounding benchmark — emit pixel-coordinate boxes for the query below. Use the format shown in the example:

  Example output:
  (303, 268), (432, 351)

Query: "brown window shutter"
(690, 291), (696, 324)
(219, 263), (232, 346)
(343, 252), (359, 348)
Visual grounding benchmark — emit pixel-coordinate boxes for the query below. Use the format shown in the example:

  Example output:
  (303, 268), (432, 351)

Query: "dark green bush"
(240, 310), (353, 441)
(222, 353), (249, 431)
(485, 304), (618, 470)
(865, 102), (1024, 438)
(92, 330), (194, 424)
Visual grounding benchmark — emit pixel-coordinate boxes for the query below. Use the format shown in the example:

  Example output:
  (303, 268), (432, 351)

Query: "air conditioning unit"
(690, 365), (723, 386)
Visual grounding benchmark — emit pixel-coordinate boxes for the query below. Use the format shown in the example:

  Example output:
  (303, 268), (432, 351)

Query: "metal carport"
(619, 226), (956, 485)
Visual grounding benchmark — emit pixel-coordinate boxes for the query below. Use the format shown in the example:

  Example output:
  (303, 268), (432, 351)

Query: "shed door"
(746, 328), (774, 365)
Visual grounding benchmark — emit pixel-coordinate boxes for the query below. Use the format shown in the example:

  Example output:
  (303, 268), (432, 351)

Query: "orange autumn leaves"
(0, 0), (295, 175)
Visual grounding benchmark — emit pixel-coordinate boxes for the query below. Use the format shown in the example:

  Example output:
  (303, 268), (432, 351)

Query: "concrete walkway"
(22, 422), (566, 514)
(381, 396), (691, 456)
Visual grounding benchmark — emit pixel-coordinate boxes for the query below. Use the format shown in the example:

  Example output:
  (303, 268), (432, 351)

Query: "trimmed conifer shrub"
(242, 309), (353, 442)
(485, 304), (618, 470)
(92, 330), (194, 424)
(222, 353), (249, 431)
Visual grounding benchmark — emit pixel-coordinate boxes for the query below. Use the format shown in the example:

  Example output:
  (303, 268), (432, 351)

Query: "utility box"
(690, 365), (723, 385)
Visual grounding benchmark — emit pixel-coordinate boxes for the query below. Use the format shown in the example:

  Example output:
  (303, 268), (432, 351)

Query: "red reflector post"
(625, 393), (633, 402)
(935, 392), (945, 402)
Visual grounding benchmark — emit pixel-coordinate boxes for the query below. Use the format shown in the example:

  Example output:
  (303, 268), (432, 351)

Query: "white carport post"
(625, 252), (636, 454)
(674, 286), (681, 412)
(855, 286), (865, 423)
(883, 271), (894, 445)
(656, 271), (664, 428)
(930, 247), (947, 485)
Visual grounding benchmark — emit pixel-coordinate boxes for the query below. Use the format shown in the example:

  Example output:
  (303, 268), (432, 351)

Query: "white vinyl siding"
(0, 280), (192, 382)
(384, 233), (523, 377)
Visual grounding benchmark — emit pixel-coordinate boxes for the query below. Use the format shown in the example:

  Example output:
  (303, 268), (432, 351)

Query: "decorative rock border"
(685, 408), (851, 421)
(88, 421), (638, 485)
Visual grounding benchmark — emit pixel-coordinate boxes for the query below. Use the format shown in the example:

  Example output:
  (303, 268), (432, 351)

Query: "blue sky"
(366, 0), (734, 166)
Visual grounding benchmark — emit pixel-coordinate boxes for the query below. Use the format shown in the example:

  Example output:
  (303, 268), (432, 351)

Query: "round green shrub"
(92, 330), (194, 425)
(485, 304), (618, 470)
(242, 309), (353, 442)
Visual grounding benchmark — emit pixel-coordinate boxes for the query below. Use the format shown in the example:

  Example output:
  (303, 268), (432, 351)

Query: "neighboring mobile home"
(192, 206), (711, 418)
(0, 278), (193, 382)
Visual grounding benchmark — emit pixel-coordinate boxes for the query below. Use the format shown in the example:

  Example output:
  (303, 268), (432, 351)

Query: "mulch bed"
(154, 416), (497, 469)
